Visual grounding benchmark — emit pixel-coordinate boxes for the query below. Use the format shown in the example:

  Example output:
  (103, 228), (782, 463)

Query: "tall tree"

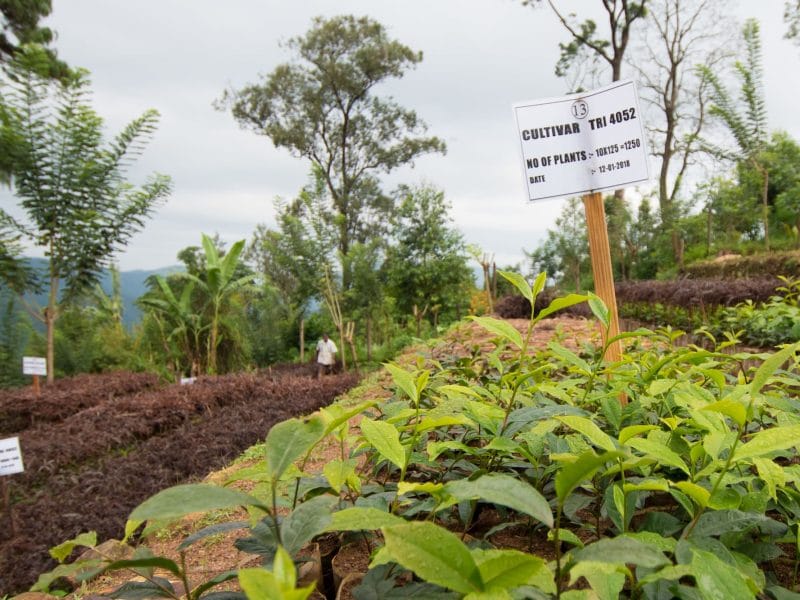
(0, 1), (68, 77)
(220, 15), (445, 290)
(633, 0), (732, 265)
(525, 0), (649, 90)
(786, 0), (800, 43)
(699, 19), (772, 250)
(385, 184), (473, 327)
(1, 52), (172, 382)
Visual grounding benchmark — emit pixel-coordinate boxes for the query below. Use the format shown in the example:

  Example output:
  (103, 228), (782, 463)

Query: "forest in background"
(1, 0), (800, 388)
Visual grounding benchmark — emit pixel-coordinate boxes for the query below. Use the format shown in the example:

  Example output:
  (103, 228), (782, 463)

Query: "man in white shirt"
(316, 333), (338, 378)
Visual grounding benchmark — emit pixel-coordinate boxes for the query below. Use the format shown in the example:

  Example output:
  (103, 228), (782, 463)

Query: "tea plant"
(35, 272), (800, 599)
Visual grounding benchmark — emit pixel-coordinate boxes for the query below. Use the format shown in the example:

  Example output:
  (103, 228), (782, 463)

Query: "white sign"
(180, 377), (197, 385)
(513, 80), (651, 201)
(22, 356), (46, 376)
(0, 437), (24, 476)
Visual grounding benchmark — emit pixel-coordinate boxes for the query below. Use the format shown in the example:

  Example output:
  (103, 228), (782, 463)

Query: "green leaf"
(499, 270), (533, 303)
(126, 484), (265, 538)
(750, 342), (800, 396)
(618, 425), (659, 445)
(556, 415), (617, 452)
(280, 495), (335, 556)
(548, 528), (585, 548)
(103, 557), (182, 578)
(569, 561), (627, 600)
(327, 507), (405, 532)
(691, 548), (755, 600)
(587, 292), (610, 328)
(548, 342), (592, 374)
(469, 316), (523, 349)
(536, 293), (588, 321)
(265, 415), (325, 481)
(673, 481), (710, 509)
(734, 424), (800, 461)
(626, 438), (690, 475)
(690, 509), (785, 539)
(49, 531), (98, 563)
(323, 459), (357, 494)
(753, 457), (785, 500)
(445, 473), (553, 528)
(385, 362), (419, 405)
(555, 451), (623, 505)
(321, 401), (376, 436)
(703, 398), (747, 428)
(360, 417), (406, 470)
(472, 548), (552, 591)
(572, 537), (669, 568)
(382, 522), (483, 594)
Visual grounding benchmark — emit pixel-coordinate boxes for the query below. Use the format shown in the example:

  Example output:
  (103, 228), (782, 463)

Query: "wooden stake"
(582, 192), (624, 367)
(32, 375), (40, 397)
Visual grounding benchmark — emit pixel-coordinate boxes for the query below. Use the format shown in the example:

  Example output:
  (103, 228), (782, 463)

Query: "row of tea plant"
(36, 272), (800, 599)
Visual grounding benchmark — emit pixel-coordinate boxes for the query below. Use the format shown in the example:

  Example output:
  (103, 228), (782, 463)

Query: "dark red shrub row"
(0, 371), (160, 435)
(494, 278), (783, 320)
(614, 277), (780, 308)
(684, 250), (800, 279)
(0, 370), (358, 595)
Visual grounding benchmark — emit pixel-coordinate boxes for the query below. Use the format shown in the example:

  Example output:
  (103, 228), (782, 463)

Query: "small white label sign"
(513, 79), (651, 201)
(0, 437), (24, 476)
(180, 377), (196, 386)
(22, 356), (46, 376)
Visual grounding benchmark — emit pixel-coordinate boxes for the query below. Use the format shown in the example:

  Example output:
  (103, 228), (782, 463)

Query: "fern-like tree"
(1, 49), (172, 382)
(699, 19), (771, 249)
(219, 15), (445, 291)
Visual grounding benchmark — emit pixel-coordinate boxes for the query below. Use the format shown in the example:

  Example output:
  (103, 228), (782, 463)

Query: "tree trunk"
(762, 167), (770, 251)
(45, 271), (58, 385)
(366, 316), (372, 362)
(299, 317), (305, 362)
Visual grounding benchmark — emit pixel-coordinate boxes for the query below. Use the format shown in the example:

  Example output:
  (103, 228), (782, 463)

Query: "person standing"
(316, 333), (338, 378)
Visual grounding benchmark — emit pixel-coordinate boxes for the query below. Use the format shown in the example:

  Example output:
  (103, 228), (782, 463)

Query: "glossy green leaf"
(626, 438), (689, 475)
(280, 495), (334, 556)
(673, 481), (710, 509)
(473, 548), (553, 592)
(587, 292), (610, 328)
(536, 293), (588, 321)
(750, 342), (800, 396)
(469, 316), (523, 349)
(556, 415), (617, 452)
(49, 531), (98, 562)
(734, 424), (800, 461)
(445, 473), (553, 528)
(360, 417), (406, 470)
(265, 416), (325, 481)
(382, 522), (482, 594)
(327, 507), (405, 532)
(126, 484), (266, 538)
(618, 425), (659, 445)
(555, 451), (623, 505)
(548, 528), (585, 548)
(385, 363), (419, 405)
(323, 459), (357, 494)
(499, 270), (533, 303)
(569, 562), (627, 600)
(572, 537), (669, 568)
(691, 548), (755, 600)
(703, 399), (747, 428)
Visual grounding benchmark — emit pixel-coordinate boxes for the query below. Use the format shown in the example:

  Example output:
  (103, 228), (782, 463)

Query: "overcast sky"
(4, 1), (799, 271)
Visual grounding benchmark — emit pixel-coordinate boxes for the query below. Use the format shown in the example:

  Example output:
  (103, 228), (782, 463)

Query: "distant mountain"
(12, 259), (184, 328)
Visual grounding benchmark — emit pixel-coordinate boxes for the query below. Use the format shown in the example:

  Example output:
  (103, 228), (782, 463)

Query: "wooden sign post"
(582, 192), (623, 363)
(22, 356), (46, 396)
(513, 80), (651, 404)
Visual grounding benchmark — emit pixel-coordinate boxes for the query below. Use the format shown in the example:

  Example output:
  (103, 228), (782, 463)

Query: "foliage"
(699, 18), (772, 250)
(385, 184), (474, 327)
(41, 273), (800, 599)
(220, 14), (445, 290)
(0, 3), (68, 77)
(719, 276), (800, 347)
(684, 250), (800, 279)
(0, 49), (171, 382)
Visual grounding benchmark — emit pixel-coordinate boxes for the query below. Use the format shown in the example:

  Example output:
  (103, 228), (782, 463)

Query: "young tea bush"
(39, 273), (800, 599)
